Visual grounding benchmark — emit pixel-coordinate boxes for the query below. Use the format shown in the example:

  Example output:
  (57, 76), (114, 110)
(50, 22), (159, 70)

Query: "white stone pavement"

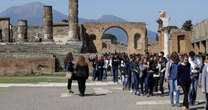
(0, 81), (117, 88)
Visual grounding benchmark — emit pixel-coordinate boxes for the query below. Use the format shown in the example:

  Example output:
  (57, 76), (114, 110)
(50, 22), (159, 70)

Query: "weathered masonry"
(192, 19), (208, 54)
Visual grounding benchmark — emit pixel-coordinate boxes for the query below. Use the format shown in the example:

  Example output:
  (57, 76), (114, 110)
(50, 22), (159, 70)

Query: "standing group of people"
(64, 51), (208, 110)
(88, 52), (168, 97)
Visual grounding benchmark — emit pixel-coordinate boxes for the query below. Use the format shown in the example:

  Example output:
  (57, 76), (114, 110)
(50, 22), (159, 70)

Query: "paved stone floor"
(0, 83), (206, 110)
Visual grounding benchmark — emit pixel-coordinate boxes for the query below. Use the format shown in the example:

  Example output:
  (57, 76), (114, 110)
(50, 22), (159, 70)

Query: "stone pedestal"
(16, 20), (28, 42)
(43, 6), (53, 42)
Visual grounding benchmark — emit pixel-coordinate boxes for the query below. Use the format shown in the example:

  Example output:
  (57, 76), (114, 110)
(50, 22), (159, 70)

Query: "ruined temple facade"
(0, 0), (148, 75)
(192, 19), (208, 54)
(148, 28), (193, 55)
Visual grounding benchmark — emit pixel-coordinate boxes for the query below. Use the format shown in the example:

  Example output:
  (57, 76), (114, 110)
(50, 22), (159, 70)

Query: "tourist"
(103, 55), (109, 80)
(188, 51), (202, 105)
(112, 54), (120, 83)
(140, 57), (148, 95)
(153, 54), (160, 92)
(97, 56), (104, 81)
(201, 56), (208, 110)
(126, 56), (132, 91)
(177, 54), (191, 110)
(165, 52), (180, 106)
(158, 51), (168, 95)
(89, 55), (98, 81)
(146, 55), (156, 97)
(120, 56), (128, 90)
(131, 56), (141, 95)
(75, 55), (89, 97)
(64, 52), (75, 94)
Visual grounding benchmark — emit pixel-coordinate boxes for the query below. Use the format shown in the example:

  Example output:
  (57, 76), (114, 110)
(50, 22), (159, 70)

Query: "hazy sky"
(0, 0), (207, 31)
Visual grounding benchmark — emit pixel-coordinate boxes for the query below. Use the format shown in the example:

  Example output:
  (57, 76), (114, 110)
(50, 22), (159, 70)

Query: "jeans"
(103, 68), (107, 80)
(169, 79), (180, 105)
(92, 68), (98, 81)
(189, 78), (198, 105)
(131, 72), (140, 93)
(122, 75), (128, 89)
(113, 67), (119, 82)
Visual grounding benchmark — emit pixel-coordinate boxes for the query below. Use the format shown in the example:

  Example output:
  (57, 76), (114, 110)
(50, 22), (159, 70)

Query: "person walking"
(177, 54), (191, 110)
(64, 52), (75, 94)
(202, 56), (208, 110)
(75, 55), (89, 97)
(158, 51), (167, 95)
(165, 52), (180, 107)
(112, 55), (120, 83)
(189, 51), (202, 105)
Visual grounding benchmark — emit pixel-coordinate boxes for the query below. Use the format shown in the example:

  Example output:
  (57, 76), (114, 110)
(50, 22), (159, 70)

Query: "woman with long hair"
(75, 55), (89, 96)
(165, 52), (180, 107)
(64, 52), (75, 94)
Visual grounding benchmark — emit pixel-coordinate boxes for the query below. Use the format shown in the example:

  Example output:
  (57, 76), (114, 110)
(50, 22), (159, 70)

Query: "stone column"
(16, 20), (28, 42)
(0, 17), (10, 42)
(0, 29), (2, 42)
(68, 0), (79, 41)
(164, 28), (169, 57)
(43, 6), (53, 42)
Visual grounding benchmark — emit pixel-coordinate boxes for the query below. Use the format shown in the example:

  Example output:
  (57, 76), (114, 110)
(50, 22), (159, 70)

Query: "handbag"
(65, 72), (73, 79)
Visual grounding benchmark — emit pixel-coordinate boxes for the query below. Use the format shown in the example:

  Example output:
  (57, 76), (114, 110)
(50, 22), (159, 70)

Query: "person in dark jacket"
(147, 56), (157, 97)
(112, 55), (120, 83)
(75, 55), (89, 97)
(64, 52), (75, 94)
(177, 54), (191, 110)
(158, 51), (167, 95)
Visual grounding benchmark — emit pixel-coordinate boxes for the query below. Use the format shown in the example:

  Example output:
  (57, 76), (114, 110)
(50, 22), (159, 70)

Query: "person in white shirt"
(188, 51), (202, 105)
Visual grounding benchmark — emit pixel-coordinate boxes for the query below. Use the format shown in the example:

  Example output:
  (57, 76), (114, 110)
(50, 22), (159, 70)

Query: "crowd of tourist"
(64, 51), (208, 110)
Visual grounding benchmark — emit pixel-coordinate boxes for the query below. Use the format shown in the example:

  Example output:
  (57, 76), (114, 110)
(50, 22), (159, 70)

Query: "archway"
(101, 27), (128, 53)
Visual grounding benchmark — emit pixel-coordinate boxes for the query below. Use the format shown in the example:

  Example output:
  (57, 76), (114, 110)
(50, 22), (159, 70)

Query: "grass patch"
(0, 76), (67, 83)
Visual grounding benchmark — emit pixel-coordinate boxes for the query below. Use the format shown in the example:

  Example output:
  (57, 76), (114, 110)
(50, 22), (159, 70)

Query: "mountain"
(148, 30), (157, 43)
(0, 2), (67, 26)
(97, 15), (126, 23)
(0, 2), (125, 25)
